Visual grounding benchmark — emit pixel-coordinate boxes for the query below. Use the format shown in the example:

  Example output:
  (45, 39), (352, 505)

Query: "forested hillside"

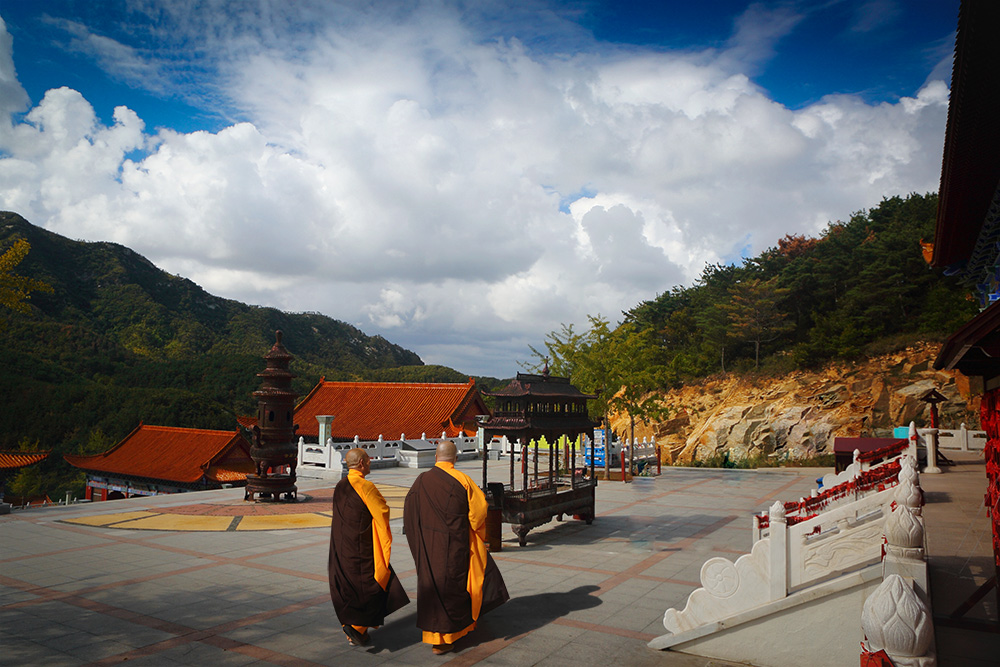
(528, 194), (979, 436)
(626, 193), (976, 377)
(0, 212), (438, 475)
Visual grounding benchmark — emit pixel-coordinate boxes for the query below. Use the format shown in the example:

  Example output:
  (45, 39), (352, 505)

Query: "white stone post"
(959, 423), (969, 452)
(908, 421), (918, 461)
(768, 500), (787, 601)
(297, 436), (306, 468)
(325, 437), (335, 468)
(920, 428), (941, 474)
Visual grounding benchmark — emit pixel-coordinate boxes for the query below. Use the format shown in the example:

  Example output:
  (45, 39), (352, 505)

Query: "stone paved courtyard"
(1, 457), (995, 665)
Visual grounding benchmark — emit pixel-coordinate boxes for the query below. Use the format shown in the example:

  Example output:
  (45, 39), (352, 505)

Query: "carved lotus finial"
(893, 456), (921, 512)
(899, 454), (917, 483)
(886, 506), (923, 550)
(769, 500), (786, 523)
(861, 574), (932, 658)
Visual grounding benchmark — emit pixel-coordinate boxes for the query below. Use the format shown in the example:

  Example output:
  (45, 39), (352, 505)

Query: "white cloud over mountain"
(0, 4), (951, 376)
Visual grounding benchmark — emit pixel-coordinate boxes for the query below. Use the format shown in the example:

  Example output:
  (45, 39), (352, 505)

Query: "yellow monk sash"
(436, 461), (488, 620)
(346, 469), (392, 590)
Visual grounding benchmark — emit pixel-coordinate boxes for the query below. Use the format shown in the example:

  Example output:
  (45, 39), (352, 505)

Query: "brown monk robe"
(329, 448), (409, 646)
(403, 440), (509, 655)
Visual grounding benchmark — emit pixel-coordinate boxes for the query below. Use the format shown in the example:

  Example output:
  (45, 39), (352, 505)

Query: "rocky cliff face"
(608, 342), (979, 464)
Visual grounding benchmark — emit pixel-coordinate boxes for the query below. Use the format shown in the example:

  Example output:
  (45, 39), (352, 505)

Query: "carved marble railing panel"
(788, 476), (898, 589)
(297, 432), (478, 471)
(662, 538), (773, 635)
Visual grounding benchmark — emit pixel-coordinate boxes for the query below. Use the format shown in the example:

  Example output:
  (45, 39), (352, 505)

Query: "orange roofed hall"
(294, 379), (489, 443)
(64, 424), (255, 501)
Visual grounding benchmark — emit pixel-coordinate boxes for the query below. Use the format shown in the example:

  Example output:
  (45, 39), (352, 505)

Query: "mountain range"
(0, 211), (487, 457)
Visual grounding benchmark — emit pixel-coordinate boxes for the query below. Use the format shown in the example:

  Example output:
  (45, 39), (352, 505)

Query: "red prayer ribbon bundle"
(981, 388), (1000, 568)
(754, 459), (902, 528)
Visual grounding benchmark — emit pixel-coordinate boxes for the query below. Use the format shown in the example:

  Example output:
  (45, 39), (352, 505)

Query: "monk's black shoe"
(432, 643), (453, 655)
(343, 625), (370, 646)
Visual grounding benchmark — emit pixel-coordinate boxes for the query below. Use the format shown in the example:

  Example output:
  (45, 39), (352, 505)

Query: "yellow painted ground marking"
(62, 511), (157, 527)
(237, 514), (332, 531)
(113, 514), (235, 531)
(58, 481), (412, 532)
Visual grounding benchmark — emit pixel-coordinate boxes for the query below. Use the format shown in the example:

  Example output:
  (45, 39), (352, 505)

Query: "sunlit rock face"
(609, 342), (977, 464)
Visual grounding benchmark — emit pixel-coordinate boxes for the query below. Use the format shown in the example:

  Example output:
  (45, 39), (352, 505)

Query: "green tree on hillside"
(525, 316), (670, 465)
(724, 276), (793, 369)
(601, 322), (670, 470)
(525, 322), (588, 378)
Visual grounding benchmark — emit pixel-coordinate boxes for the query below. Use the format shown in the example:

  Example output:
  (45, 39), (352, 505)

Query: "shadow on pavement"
(349, 585), (602, 655)
(436, 584), (603, 654)
(501, 513), (734, 550)
(923, 490), (952, 504)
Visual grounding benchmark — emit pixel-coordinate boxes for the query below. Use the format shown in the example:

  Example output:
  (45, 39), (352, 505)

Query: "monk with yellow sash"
(329, 448), (409, 646)
(403, 440), (509, 655)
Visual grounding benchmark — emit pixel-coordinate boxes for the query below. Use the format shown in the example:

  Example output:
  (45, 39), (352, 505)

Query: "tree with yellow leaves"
(0, 238), (53, 316)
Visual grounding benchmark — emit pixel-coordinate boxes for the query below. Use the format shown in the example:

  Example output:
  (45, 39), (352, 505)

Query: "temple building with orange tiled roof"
(0, 450), (50, 506)
(64, 424), (254, 501)
(293, 378), (489, 444)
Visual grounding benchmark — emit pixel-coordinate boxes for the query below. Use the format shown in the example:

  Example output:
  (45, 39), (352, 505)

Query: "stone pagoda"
(245, 330), (299, 501)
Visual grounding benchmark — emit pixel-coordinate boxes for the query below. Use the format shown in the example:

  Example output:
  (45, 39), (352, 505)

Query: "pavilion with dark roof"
(293, 378), (489, 443)
(481, 367), (598, 445)
(64, 424), (254, 501)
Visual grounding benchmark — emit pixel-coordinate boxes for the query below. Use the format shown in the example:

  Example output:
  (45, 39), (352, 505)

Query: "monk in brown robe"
(329, 448), (409, 646)
(403, 440), (509, 655)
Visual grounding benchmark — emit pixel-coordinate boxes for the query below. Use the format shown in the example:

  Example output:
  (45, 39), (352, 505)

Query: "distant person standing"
(403, 440), (509, 655)
(329, 448), (409, 646)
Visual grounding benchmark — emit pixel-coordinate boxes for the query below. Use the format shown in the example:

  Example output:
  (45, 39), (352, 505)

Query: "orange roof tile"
(294, 380), (489, 441)
(236, 415), (257, 429)
(64, 425), (251, 484)
(0, 451), (50, 471)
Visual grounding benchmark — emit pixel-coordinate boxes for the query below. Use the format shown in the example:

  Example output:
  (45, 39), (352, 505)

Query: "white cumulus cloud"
(0, 2), (951, 376)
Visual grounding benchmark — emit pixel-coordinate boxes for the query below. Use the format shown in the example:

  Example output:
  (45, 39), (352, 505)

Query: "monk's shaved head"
(345, 448), (370, 469)
(435, 440), (458, 463)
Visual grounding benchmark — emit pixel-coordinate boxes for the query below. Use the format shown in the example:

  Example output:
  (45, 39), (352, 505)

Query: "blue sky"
(0, 1), (959, 376)
(4, 1), (956, 128)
